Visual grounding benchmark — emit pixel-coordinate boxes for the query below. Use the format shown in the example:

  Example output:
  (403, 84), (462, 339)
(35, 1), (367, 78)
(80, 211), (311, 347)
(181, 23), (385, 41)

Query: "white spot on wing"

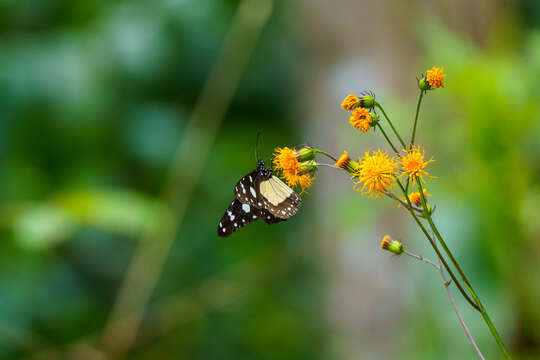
(242, 204), (250, 213)
(250, 186), (257, 198)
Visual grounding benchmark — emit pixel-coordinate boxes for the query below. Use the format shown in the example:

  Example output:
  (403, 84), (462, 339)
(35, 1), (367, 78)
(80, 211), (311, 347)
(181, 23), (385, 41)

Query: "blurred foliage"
(0, 0), (322, 359)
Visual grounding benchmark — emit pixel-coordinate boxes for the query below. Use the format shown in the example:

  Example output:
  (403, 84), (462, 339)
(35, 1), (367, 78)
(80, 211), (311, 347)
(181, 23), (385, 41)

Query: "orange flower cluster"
(272, 147), (314, 193)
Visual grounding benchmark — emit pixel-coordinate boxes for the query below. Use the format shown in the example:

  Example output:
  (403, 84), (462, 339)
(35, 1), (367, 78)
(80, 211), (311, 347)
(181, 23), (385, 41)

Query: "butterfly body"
(218, 160), (301, 237)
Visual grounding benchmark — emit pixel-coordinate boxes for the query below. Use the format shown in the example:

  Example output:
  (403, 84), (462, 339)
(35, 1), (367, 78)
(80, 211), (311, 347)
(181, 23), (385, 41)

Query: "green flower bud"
(296, 146), (317, 162)
(299, 160), (318, 175)
(359, 94), (375, 108)
(348, 160), (360, 172)
(369, 111), (379, 125)
(335, 151), (360, 174)
(418, 76), (431, 91)
(381, 235), (404, 255)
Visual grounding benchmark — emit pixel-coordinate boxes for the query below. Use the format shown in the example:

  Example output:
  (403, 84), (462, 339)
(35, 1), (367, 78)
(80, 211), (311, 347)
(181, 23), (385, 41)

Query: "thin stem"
(415, 178), (512, 359)
(404, 250), (440, 270)
(437, 257), (486, 360)
(405, 177), (410, 193)
(396, 180), (480, 311)
(405, 90), (425, 192)
(318, 163), (342, 170)
(376, 123), (400, 156)
(317, 150), (338, 162)
(376, 102), (407, 149)
(410, 90), (424, 146)
(404, 238), (485, 358)
(385, 192), (424, 213)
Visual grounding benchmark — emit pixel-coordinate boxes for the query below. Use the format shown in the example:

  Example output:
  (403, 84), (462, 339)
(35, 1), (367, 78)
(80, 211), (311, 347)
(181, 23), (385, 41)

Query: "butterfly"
(217, 160), (301, 237)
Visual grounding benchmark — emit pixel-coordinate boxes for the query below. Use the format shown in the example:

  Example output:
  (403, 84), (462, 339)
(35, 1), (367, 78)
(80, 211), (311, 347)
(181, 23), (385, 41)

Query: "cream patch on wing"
(259, 176), (293, 206)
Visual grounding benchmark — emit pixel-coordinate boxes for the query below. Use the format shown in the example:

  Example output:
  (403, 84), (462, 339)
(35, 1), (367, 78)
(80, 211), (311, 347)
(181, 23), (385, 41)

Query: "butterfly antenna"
(255, 132), (262, 162)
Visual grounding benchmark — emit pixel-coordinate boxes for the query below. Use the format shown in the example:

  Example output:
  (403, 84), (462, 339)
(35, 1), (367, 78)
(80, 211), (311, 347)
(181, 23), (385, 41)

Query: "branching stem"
(376, 102), (407, 149)
(410, 90), (424, 146)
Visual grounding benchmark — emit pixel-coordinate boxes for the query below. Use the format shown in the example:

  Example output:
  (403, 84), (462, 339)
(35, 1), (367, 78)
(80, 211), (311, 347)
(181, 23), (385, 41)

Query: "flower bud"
(359, 94), (375, 108)
(335, 150), (358, 174)
(348, 160), (360, 171)
(299, 160), (318, 175)
(418, 76), (431, 91)
(296, 146), (317, 162)
(369, 111), (379, 125)
(380, 235), (404, 255)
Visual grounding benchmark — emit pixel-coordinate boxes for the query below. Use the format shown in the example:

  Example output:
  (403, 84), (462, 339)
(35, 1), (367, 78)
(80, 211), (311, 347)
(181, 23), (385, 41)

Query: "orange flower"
(296, 173), (314, 192)
(353, 149), (397, 197)
(341, 94), (359, 111)
(273, 147), (314, 193)
(406, 189), (430, 206)
(400, 145), (434, 182)
(335, 151), (350, 168)
(349, 108), (372, 133)
(273, 147), (299, 174)
(426, 66), (445, 88)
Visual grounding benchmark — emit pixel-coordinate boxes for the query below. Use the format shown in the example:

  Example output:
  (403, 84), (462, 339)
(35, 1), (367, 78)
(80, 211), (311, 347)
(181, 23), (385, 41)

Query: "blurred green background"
(1, 0), (540, 359)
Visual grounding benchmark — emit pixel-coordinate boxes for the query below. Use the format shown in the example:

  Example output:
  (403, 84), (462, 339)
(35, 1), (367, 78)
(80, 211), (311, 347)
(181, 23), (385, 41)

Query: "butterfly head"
(257, 160), (273, 179)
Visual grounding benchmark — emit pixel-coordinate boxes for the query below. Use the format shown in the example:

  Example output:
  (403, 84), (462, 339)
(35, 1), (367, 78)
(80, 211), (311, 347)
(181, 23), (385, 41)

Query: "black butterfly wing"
(234, 170), (264, 207)
(261, 208), (287, 224)
(259, 176), (301, 219)
(217, 199), (263, 237)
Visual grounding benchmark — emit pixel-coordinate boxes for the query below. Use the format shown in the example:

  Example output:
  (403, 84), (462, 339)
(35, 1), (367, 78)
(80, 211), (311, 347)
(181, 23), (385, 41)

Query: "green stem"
(376, 123), (400, 156)
(415, 178), (512, 359)
(410, 90), (424, 146)
(376, 102), (407, 149)
(384, 192), (424, 213)
(396, 180), (479, 311)
(317, 150), (337, 162)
